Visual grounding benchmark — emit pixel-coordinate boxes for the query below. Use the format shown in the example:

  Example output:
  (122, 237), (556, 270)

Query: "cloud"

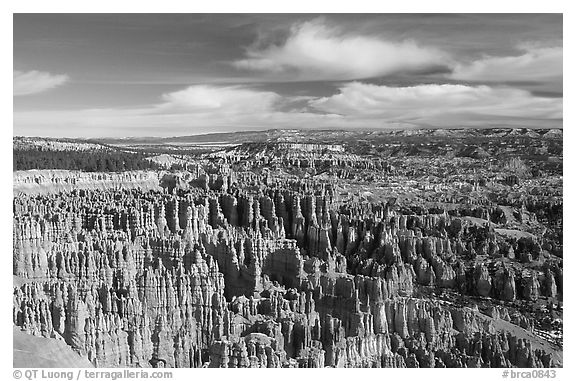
(13, 70), (69, 96)
(156, 85), (281, 114)
(14, 82), (563, 138)
(13, 105), (350, 138)
(14, 85), (345, 137)
(310, 82), (562, 124)
(450, 45), (562, 83)
(233, 19), (450, 81)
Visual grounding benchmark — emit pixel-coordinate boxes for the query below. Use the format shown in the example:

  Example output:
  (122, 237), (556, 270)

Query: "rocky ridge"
(13, 165), (562, 367)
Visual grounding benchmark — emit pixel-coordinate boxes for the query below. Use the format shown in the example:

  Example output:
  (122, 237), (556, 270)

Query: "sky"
(13, 14), (563, 138)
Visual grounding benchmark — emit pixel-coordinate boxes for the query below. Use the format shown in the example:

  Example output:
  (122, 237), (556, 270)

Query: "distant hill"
(86, 127), (562, 147)
(13, 136), (111, 151)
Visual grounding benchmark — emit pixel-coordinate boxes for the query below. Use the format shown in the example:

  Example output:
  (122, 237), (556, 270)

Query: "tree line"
(13, 148), (160, 172)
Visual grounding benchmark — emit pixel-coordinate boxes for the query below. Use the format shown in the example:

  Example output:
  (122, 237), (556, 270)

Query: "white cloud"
(14, 82), (563, 138)
(13, 70), (69, 96)
(156, 85), (281, 114)
(450, 46), (562, 83)
(234, 19), (449, 81)
(310, 82), (562, 122)
(13, 85), (345, 137)
(13, 106), (351, 138)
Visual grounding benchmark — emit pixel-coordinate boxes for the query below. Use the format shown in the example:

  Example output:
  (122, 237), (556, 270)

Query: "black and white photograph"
(10, 7), (566, 377)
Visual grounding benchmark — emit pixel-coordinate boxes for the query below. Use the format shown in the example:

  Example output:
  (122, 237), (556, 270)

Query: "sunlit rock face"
(13, 129), (563, 368)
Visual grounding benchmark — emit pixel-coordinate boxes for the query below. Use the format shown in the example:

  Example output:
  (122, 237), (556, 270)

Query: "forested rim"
(13, 148), (160, 172)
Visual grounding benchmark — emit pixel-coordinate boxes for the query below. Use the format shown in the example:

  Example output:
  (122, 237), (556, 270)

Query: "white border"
(4, 3), (572, 380)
